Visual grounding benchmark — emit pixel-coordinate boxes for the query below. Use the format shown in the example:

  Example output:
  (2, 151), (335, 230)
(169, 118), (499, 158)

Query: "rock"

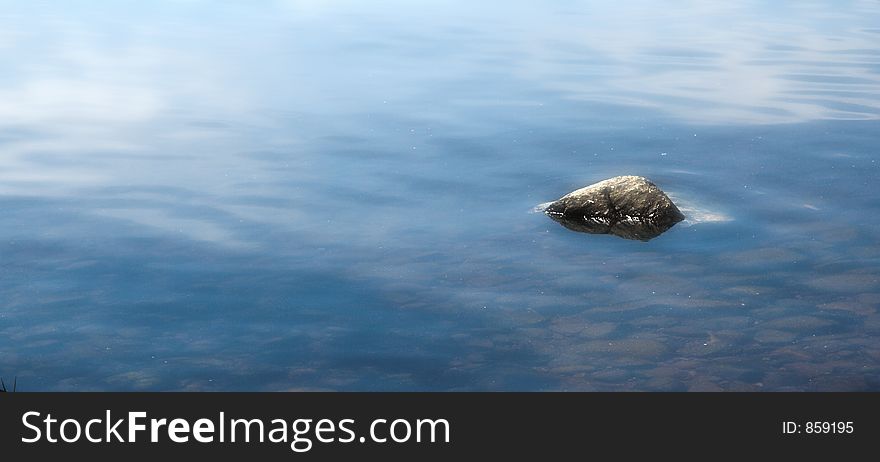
(544, 175), (684, 241)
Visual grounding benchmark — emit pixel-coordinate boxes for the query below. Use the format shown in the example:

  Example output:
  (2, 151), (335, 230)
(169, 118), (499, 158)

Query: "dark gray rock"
(544, 175), (685, 241)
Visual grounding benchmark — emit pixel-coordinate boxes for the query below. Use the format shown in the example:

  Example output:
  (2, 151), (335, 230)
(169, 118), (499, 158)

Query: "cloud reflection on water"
(0, 1), (878, 390)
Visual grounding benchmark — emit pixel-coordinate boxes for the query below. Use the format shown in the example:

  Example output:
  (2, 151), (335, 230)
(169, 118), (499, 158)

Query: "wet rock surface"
(544, 175), (685, 241)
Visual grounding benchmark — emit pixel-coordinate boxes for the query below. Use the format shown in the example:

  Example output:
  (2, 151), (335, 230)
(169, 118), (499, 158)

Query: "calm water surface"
(1, 1), (879, 390)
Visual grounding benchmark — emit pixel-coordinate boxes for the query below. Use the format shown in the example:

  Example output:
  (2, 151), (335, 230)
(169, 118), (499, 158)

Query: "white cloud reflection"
(499, 1), (880, 124)
(4, 1), (880, 391)
(268, 0), (880, 124)
(0, 0), (877, 245)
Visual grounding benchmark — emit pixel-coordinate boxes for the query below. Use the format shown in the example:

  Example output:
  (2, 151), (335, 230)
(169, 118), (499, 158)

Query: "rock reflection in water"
(544, 176), (685, 241)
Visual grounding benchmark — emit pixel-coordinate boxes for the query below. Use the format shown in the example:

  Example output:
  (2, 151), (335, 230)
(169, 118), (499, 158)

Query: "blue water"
(1, 1), (879, 391)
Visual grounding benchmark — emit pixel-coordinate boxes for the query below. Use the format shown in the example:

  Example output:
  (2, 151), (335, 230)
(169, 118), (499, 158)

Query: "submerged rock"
(544, 175), (684, 241)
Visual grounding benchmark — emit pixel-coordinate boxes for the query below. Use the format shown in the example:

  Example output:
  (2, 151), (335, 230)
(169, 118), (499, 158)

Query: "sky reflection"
(1, 1), (878, 391)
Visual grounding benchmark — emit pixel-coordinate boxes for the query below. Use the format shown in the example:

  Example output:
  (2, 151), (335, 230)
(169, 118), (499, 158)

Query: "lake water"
(1, 1), (879, 391)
